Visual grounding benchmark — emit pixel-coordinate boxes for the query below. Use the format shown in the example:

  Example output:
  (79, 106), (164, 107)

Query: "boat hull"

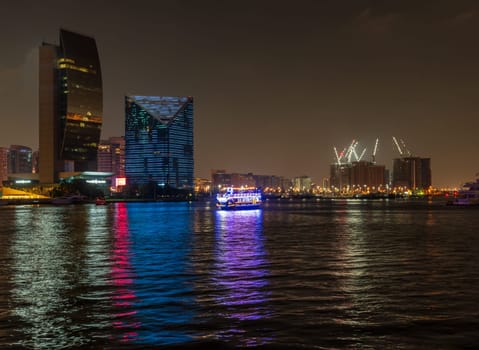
(95, 198), (107, 205)
(449, 198), (479, 206)
(217, 203), (261, 210)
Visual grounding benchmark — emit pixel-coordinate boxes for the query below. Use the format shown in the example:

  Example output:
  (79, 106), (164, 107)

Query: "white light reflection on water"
(213, 209), (273, 346)
(10, 206), (82, 349)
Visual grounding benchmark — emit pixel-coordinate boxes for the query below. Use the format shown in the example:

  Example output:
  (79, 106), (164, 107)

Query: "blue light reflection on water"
(122, 202), (196, 346)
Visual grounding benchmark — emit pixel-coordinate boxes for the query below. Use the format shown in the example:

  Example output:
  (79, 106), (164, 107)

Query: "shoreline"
(0, 195), (451, 206)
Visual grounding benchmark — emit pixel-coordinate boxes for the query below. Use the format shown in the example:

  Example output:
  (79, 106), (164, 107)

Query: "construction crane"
(393, 136), (412, 157)
(346, 140), (358, 163)
(358, 147), (367, 161)
(351, 140), (367, 162)
(333, 139), (369, 164)
(333, 146), (348, 165)
(334, 147), (341, 165)
(392, 136), (403, 156)
(400, 138), (411, 156)
(372, 138), (379, 163)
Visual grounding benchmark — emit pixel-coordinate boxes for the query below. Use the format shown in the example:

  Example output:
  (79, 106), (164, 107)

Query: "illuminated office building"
(8, 145), (33, 174)
(98, 136), (125, 177)
(39, 29), (102, 183)
(125, 96), (194, 189)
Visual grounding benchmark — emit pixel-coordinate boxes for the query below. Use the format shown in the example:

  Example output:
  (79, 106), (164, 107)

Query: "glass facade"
(98, 137), (125, 177)
(125, 96), (194, 189)
(39, 29), (102, 183)
(8, 145), (33, 174)
(57, 29), (103, 170)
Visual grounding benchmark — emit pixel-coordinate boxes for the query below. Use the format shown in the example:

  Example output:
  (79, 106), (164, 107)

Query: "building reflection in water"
(110, 202), (140, 343)
(213, 209), (272, 346)
(124, 202), (196, 346)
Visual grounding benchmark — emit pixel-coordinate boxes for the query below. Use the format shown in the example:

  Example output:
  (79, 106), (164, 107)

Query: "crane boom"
(392, 136), (403, 155)
(400, 139), (411, 156)
(372, 138), (379, 163)
(373, 138), (379, 156)
(358, 148), (367, 161)
(334, 147), (341, 165)
(347, 140), (358, 163)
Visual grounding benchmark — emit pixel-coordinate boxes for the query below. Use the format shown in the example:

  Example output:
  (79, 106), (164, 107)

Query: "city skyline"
(1, 0), (479, 187)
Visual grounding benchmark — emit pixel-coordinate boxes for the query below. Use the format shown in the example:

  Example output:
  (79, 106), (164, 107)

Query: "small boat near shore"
(51, 195), (87, 205)
(95, 197), (107, 205)
(447, 178), (479, 206)
(216, 187), (262, 210)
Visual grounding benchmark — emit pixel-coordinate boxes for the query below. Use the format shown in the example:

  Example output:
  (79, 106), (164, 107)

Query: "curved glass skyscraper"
(39, 29), (102, 183)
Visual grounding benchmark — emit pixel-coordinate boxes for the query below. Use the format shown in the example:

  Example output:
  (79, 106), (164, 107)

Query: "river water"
(0, 199), (478, 349)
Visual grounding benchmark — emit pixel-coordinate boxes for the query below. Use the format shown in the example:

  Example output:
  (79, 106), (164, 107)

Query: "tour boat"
(448, 178), (479, 206)
(216, 187), (262, 210)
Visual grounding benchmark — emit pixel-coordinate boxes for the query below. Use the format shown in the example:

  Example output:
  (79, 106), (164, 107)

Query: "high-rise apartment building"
(125, 96), (194, 189)
(392, 157), (431, 190)
(0, 147), (8, 184)
(39, 29), (102, 183)
(293, 176), (312, 192)
(211, 170), (291, 192)
(8, 145), (33, 174)
(98, 136), (125, 177)
(330, 161), (387, 191)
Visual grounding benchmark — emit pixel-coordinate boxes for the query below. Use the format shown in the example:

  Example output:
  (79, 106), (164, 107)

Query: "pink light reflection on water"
(110, 202), (141, 342)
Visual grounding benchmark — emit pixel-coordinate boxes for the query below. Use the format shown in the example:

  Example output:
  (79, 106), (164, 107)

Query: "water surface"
(1, 199), (478, 349)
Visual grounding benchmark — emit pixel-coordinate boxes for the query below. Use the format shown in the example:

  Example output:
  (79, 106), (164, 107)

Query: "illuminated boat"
(216, 187), (262, 210)
(449, 178), (479, 206)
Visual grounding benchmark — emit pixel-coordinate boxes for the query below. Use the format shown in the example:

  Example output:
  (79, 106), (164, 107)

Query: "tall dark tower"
(39, 29), (102, 183)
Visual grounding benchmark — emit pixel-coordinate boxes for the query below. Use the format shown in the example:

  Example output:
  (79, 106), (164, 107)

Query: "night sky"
(1, 0), (479, 187)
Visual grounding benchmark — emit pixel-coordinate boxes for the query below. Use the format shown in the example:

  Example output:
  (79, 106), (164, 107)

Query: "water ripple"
(1, 201), (479, 348)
